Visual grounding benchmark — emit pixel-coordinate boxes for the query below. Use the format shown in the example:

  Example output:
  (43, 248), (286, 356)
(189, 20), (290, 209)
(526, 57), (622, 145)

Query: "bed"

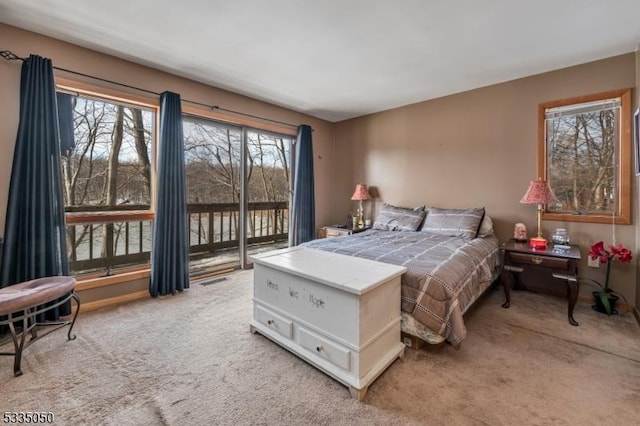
(303, 205), (501, 347)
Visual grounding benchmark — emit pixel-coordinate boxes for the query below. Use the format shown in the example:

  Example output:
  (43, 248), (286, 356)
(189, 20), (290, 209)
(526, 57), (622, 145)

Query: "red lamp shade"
(351, 183), (371, 201)
(520, 179), (558, 205)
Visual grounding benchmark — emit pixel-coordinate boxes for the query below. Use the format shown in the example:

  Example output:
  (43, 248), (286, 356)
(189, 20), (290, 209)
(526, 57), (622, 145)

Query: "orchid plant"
(588, 241), (632, 314)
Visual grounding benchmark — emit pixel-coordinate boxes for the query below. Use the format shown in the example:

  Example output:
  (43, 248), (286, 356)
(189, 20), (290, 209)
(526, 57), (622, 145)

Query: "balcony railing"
(188, 201), (288, 256)
(66, 201), (289, 274)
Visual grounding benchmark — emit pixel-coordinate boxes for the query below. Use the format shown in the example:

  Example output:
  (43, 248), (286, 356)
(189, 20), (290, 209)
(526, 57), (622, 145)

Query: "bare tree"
(104, 105), (124, 206)
(548, 110), (615, 213)
(126, 108), (152, 198)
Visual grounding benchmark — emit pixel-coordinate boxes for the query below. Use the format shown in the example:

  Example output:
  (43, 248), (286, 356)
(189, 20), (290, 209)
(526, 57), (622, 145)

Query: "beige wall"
(0, 23), (335, 242)
(636, 44), (640, 310)
(334, 54), (638, 305)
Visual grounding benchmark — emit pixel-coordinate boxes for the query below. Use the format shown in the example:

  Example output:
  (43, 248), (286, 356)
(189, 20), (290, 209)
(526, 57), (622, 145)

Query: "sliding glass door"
(183, 116), (242, 274)
(183, 115), (292, 274)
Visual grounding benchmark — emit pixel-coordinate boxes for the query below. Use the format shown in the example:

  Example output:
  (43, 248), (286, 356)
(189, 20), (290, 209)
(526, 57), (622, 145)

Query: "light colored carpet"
(1, 270), (639, 425)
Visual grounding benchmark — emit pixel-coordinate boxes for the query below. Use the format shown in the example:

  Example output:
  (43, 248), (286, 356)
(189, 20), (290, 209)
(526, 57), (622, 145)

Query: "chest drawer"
(509, 252), (569, 270)
(299, 326), (351, 371)
(255, 304), (293, 339)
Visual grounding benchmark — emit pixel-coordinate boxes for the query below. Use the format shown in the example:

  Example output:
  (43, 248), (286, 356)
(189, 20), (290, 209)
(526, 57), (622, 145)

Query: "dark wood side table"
(500, 240), (582, 326)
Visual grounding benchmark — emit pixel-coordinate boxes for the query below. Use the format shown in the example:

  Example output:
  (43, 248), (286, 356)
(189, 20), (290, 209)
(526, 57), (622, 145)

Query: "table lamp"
(350, 183), (371, 229)
(520, 178), (558, 249)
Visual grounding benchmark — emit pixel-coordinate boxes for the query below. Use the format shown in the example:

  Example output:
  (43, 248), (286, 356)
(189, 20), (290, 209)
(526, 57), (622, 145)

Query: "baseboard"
(190, 268), (235, 283)
(74, 290), (149, 313)
(75, 268), (151, 291)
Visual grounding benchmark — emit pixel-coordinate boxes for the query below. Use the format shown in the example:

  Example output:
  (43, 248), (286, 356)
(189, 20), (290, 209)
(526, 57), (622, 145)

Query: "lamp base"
(529, 237), (547, 250)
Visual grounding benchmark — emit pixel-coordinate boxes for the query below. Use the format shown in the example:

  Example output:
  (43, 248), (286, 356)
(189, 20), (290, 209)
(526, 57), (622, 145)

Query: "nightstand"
(500, 240), (582, 326)
(323, 225), (371, 238)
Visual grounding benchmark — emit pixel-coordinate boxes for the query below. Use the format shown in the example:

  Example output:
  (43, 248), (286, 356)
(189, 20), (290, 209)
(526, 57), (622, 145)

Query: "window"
(60, 90), (156, 274)
(538, 89), (632, 224)
(57, 83), (295, 276)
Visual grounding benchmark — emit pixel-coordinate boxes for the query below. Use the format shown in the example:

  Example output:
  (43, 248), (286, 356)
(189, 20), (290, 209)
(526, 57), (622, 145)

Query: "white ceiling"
(1, 0), (639, 122)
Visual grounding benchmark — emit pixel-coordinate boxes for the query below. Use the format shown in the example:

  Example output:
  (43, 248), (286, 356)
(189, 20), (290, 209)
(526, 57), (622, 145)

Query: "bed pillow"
(372, 204), (427, 231)
(420, 207), (485, 238)
(477, 215), (494, 237)
(381, 203), (426, 212)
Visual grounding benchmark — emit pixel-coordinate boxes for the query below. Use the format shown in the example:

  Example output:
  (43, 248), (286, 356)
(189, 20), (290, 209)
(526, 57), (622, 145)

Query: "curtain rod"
(1, 50), (310, 131)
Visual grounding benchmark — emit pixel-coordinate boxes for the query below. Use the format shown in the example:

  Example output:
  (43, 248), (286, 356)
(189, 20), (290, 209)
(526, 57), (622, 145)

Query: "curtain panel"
(0, 54), (70, 319)
(149, 91), (189, 297)
(289, 124), (315, 246)
(56, 92), (75, 153)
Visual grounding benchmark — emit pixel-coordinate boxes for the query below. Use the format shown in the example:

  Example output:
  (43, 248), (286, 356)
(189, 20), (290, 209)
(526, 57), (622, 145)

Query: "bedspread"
(303, 230), (500, 346)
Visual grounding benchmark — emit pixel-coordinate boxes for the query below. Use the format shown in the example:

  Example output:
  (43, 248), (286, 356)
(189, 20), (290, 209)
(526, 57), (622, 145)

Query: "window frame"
(56, 78), (159, 226)
(56, 78), (159, 276)
(537, 88), (632, 225)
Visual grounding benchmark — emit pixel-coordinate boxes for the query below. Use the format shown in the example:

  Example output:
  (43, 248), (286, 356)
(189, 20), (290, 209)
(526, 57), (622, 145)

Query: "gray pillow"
(477, 215), (494, 237)
(373, 204), (427, 231)
(390, 204), (426, 212)
(420, 207), (485, 238)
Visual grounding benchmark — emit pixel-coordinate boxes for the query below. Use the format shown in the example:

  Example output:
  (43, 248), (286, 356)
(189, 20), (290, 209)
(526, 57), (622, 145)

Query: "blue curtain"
(289, 125), (315, 246)
(0, 55), (70, 318)
(56, 93), (75, 153)
(149, 91), (189, 297)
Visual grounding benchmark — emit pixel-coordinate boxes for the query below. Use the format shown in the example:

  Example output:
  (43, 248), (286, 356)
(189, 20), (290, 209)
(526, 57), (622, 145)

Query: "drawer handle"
(316, 345), (323, 352)
(531, 257), (543, 265)
(267, 319), (274, 325)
